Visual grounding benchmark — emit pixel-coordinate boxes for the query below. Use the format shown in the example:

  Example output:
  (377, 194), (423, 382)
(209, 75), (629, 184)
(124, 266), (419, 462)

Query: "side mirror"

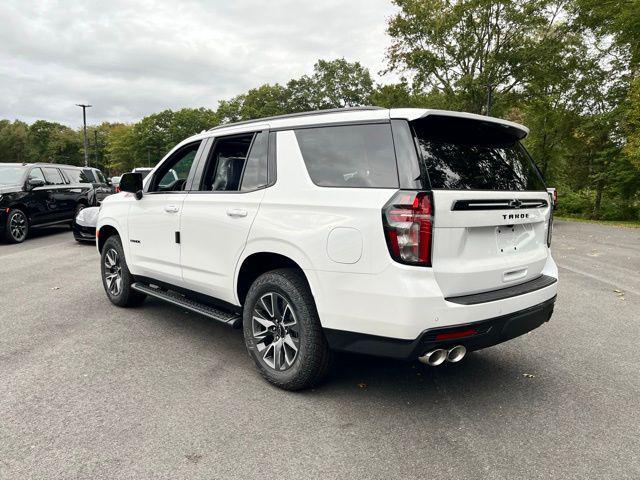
(28, 178), (45, 189)
(119, 172), (143, 200)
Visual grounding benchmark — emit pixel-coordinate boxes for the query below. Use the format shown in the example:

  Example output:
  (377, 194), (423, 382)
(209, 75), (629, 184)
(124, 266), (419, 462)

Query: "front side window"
(43, 167), (65, 185)
(295, 123), (398, 188)
(149, 142), (200, 192)
(28, 168), (45, 183)
(82, 169), (96, 182)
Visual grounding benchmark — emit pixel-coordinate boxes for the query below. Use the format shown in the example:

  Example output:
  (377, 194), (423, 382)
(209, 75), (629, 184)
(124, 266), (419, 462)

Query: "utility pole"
(76, 104), (92, 166)
(486, 83), (493, 116)
(147, 146), (151, 167)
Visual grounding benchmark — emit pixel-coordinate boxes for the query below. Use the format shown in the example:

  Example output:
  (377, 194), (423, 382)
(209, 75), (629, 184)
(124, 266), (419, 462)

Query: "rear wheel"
(3, 208), (29, 243)
(100, 235), (146, 307)
(243, 269), (331, 390)
(70, 202), (86, 228)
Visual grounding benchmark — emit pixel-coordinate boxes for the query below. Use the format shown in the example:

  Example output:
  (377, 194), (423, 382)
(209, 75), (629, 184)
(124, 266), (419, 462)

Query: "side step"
(131, 282), (242, 328)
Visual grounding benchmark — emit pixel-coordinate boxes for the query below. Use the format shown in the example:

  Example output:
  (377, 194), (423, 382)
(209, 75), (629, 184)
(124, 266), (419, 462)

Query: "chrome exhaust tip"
(446, 345), (467, 363)
(418, 348), (448, 366)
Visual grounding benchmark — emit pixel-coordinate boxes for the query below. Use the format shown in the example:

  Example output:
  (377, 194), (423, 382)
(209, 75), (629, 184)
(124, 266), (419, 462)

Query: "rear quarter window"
(295, 123), (398, 188)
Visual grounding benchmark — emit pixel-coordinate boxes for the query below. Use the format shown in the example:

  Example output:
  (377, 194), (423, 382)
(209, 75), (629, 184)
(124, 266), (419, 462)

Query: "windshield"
(0, 165), (26, 185)
(412, 115), (546, 191)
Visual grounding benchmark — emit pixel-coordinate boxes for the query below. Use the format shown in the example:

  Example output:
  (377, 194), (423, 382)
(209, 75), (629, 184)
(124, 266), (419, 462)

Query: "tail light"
(115, 186), (121, 193)
(382, 191), (433, 266)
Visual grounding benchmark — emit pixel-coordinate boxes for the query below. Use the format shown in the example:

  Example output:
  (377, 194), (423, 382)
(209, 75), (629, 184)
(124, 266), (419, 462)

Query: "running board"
(131, 282), (242, 328)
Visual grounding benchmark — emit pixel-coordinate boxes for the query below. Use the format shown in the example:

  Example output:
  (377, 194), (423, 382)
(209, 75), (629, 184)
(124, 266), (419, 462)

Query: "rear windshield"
(412, 116), (545, 191)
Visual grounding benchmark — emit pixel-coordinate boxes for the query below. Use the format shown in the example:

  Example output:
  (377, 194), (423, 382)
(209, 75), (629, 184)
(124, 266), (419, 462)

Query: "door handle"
(227, 208), (248, 218)
(164, 204), (179, 213)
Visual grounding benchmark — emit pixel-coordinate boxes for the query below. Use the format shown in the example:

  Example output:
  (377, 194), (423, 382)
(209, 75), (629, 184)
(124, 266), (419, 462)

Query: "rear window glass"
(412, 116), (545, 191)
(295, 124), (398, 188)
(63, 168), (91, 183)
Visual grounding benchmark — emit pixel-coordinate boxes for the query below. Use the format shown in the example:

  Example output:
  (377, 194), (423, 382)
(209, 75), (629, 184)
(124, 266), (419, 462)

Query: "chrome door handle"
(164, 204), (179, 213)
(227, 208), (247, 218)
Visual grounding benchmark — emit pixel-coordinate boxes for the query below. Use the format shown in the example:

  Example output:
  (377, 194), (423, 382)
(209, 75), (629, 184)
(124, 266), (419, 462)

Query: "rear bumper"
(324, 295), (556, 360)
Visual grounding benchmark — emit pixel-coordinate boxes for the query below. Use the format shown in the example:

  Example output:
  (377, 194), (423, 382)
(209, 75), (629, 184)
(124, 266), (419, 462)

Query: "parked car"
(73, 206), (99, 243)
(97, 107), (558, 390)
(59, 166), (113, 206)
(131, 167), (153, 179)
(1, 163), (94, 243)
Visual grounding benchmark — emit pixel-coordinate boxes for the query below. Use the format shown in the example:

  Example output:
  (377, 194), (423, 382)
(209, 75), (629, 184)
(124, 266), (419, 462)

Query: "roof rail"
(208, 106), (385, 132)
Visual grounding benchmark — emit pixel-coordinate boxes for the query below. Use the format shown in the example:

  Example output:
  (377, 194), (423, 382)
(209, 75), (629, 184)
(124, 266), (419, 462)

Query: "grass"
(555, 215), (640, 228)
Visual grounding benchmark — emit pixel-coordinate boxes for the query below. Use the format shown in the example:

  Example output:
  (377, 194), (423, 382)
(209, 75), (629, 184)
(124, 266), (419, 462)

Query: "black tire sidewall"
(243, 269), (328, 389)
(5, 209), (29, 243)
(100, 235), (142, 307)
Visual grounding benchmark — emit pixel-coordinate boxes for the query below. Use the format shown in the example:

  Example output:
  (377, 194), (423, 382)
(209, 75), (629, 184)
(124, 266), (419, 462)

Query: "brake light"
(382, 191), (433, 266)
(115, 186), (121, 193)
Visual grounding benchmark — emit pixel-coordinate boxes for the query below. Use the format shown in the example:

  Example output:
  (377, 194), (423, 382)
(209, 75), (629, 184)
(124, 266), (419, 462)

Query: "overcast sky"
(0, 0), (398, 127)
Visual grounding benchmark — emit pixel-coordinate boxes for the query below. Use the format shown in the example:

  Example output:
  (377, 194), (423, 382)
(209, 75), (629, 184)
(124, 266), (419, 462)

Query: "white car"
(97, 107), (558, 390)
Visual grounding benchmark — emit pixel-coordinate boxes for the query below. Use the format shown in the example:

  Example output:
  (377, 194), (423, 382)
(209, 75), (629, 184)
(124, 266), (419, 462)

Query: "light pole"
(76, 104), (92, 166)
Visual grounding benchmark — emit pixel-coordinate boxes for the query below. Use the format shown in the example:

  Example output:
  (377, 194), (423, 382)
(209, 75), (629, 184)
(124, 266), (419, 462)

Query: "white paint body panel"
(98, 107), (557, 344)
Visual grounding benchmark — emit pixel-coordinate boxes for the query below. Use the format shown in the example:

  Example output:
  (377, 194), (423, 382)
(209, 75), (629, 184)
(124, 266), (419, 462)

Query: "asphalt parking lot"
(1, 220), (639, 479)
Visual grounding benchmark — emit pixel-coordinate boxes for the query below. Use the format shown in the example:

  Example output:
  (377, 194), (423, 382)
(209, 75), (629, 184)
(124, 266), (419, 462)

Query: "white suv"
(97, 107), (558, 390)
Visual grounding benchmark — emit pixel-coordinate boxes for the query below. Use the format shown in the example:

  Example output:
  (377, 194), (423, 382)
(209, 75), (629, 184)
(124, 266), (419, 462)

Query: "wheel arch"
(236, 251), (318, 307)
(97, 223), (121, 253)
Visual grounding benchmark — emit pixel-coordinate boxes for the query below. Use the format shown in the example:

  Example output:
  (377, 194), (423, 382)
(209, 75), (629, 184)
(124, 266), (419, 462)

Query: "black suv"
(0, 163), (94, 243)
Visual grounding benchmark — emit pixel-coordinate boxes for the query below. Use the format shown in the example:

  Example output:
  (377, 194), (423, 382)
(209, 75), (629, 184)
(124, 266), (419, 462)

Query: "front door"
(180, 131), (270, 303)
(127, 141), (203, 285)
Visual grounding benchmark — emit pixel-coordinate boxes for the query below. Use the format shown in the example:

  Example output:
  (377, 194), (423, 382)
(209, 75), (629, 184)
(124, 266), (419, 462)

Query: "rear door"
(410, 114), (551, 298)
(180, 131), (271, 302)
(42, 167), (71, 221)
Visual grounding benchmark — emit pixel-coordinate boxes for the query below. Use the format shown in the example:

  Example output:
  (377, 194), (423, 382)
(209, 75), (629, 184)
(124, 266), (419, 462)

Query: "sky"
(0, 0), (398, 127)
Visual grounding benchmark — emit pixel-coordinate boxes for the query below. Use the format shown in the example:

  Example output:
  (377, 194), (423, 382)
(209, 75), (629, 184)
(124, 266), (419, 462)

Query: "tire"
(70, 203), (86, 228)
(3, 208), (29, 243)
(100, 235), (146, 307)
(243, 269), (332, 390)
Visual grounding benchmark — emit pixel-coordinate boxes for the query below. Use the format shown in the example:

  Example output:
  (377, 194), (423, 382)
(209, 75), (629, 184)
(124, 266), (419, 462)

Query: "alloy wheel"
(252, 292), (300, 371)
(9, 211), (27, 242)
(103, 248), (123, 296)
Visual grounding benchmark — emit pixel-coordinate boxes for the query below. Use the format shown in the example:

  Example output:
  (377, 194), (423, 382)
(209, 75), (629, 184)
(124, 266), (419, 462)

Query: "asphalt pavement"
(0, 220), (639, 479)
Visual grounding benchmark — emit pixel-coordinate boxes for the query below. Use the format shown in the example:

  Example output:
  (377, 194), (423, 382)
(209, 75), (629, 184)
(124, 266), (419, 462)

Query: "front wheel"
(243, 269), (331, 390)
(100, 235), (146, 307)
(3, 208), (29, 243)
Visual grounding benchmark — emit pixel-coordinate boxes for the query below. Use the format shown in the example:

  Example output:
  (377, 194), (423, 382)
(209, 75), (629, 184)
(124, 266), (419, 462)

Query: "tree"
(216, 59), (375, 123)
(105, 124), (137, 173)
(385, 0), (571, 114)
(0, 120), (32, 163)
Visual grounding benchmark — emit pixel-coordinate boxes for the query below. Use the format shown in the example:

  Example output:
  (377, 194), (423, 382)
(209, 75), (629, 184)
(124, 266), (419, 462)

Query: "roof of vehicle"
(0, 162), (81, 169)
(132, 167), (153, 171)
(196, 107), (529, 141)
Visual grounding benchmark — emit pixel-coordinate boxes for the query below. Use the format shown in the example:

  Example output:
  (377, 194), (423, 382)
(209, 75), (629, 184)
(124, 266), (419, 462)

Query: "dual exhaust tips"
(418, 345), (467, 366)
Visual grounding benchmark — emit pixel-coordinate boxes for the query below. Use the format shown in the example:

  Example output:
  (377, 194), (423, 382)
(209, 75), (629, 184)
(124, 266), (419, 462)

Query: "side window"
(63, 168), (90, 183)
(43, 167), (65, 185)
(201, 134), (253, 191)
(28, 168), (45, 182)
(82, 169), (97, 182)
(295, 123), (399, 188)
(149, 141), (200, 193)
(240, 132), (269, 191)
(96, 171), (107, 183)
